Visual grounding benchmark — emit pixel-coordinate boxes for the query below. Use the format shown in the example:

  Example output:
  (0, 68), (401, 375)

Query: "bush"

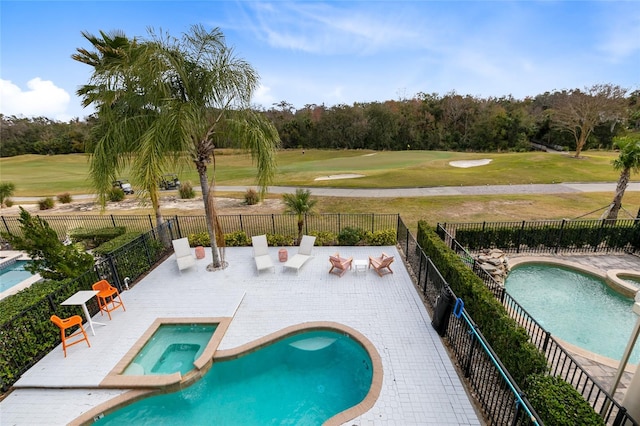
(69, 226), (126, 249)
(338, 226), (365, 246)
(188, 232), (209, 247)
(57, 193), (72, 204)
(93, 232), (145, 256)
(108, 187), (125, 202)
(38, 197), (55, 210)
(1, 207), (94, 281)
(4, 199), (13, 207)
(526, 375), (605, 426)
(179, 181), (195, 199)
(244, 188), (260, 205)
(308, 231), (338, 246)
(225, 230), (250, 247)
(364, 229), (397, 246)
(266, 233), (296, 247)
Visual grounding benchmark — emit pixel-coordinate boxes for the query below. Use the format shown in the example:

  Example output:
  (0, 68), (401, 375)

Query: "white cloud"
(252, 84), (276, 108)
(0, 78), (71, 121)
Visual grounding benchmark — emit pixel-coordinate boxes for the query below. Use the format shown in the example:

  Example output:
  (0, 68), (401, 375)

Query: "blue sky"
(1, 1), (639, 122)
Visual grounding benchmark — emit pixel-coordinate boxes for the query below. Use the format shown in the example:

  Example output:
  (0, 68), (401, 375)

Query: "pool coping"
(507, 256), (639, 369)
(72, 320), (383, 426)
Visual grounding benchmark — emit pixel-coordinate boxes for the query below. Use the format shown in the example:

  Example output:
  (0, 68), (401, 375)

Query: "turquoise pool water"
(95, 330), (373, 425)
(123, 324), (216, 376)
(0, 260), (34, 292)
(505, 264), (640, 363)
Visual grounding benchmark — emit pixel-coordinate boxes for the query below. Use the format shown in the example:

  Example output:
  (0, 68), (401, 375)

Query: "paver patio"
(0, 245), (482, 425)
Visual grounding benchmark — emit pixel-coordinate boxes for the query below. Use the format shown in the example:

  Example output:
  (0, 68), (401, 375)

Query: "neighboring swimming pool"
(94, 329), (375, 425)
(0, 260), (35, 292)
(505, 263), (640, 363)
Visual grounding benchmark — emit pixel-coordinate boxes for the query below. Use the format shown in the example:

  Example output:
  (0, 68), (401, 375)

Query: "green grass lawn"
(0, 149), (624, 196)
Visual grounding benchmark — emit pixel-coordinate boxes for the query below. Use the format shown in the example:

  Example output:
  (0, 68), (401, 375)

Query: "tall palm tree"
(283, 189), (318, 244)
(74, 25), (280, 270)
(602, 135), (640, 221)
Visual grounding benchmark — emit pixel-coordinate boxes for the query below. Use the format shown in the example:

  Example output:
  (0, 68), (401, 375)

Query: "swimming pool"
(505, 263), (640, 363)
(94, 329), (374, 425)
(123, 324), (217, 376)
(0, 260), (35, 292)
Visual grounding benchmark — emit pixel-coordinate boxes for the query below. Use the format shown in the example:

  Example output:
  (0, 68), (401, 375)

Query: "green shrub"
(108, 187), (125, 202)
(38, 197), (55, 210)
(69, 226), (126, 249)
(526, 375), (605, 426)
(244, 188), (260, 205)
(364, 229), (397, 246)
(4, 199), (13, 207)
(93, 232), (144, 255)
(57, 193), (73, 204)
(308, 231), (338, 246)
(225, 230), (250, 247)
(338, 226), (365, 246)
(266, 233), (296, 247)
(1, 207), (94, 281)
(179, 181), (195, 199)
(188, 232), (209, 247)
(0, 182), (16, 207)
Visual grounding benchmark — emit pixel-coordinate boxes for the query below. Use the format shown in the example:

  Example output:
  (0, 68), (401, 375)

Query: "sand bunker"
(449, 159), (492, 168)
(314, 174), (365, 181)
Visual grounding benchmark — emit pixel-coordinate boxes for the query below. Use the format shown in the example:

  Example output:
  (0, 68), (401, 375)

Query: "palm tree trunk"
(197, 163), (222, 268)
(604, 168), (630, 221)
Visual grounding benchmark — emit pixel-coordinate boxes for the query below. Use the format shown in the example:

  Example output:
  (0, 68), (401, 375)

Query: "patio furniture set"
(51, 279), (126, 357)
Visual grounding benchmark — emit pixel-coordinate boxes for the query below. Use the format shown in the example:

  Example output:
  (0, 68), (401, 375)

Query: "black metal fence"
(434, 223), (638, 425)
(0, 221), (174, 392)
(438, 218), (640, 254)
(397, 219), (542, 425)
(1, 213), (400, 243)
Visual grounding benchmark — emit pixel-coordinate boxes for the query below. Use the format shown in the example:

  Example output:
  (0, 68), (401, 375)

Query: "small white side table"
(61, 290), (104, 335)
(353, 259), (367, 275)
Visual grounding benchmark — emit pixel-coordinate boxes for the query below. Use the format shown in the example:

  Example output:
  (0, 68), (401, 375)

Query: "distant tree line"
(2, 85), (638, 158)
(0, 115), (95, 157)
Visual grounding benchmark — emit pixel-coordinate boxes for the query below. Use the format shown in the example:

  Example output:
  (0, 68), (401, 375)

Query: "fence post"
(464, 331), (478, 378)
(239, 214), (244, 234)
(542, 330), (551, 352)
(271, 214), (275, 234)
(1, 216), (11, 236)
(174, 216), (182, 239)
(555, 219), (565, 254)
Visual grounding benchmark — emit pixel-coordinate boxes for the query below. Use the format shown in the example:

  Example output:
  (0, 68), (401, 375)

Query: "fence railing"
(438, 218), (639, 254)
(0, 221), (174, 392)
(435, 222), (638, 425)
(1, 213), (400, 243)
(397, 218), (542, 425)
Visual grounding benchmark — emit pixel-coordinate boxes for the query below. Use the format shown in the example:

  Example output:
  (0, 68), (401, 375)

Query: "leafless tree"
(549, 84), (627, 157)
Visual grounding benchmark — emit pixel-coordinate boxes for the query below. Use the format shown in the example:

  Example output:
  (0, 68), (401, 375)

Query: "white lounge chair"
(251, 235), (275, 274)
(284, 235), (316, 274)
(172, 237), (196, 272)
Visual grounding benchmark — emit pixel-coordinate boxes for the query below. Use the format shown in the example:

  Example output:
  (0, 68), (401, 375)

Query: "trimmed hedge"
(69, 226), (126, 249)
(93, 232), (145, 255)
(455, 222), (640, 251)
(417, 221), (547, 385)
(527, 375), (605, 426)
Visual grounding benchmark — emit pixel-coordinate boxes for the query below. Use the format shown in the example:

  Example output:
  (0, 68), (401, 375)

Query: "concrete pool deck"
(0, 246), (482, 425)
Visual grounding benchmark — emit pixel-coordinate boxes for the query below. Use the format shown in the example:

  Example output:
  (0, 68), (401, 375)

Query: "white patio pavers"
(1, 246), (481, 425)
